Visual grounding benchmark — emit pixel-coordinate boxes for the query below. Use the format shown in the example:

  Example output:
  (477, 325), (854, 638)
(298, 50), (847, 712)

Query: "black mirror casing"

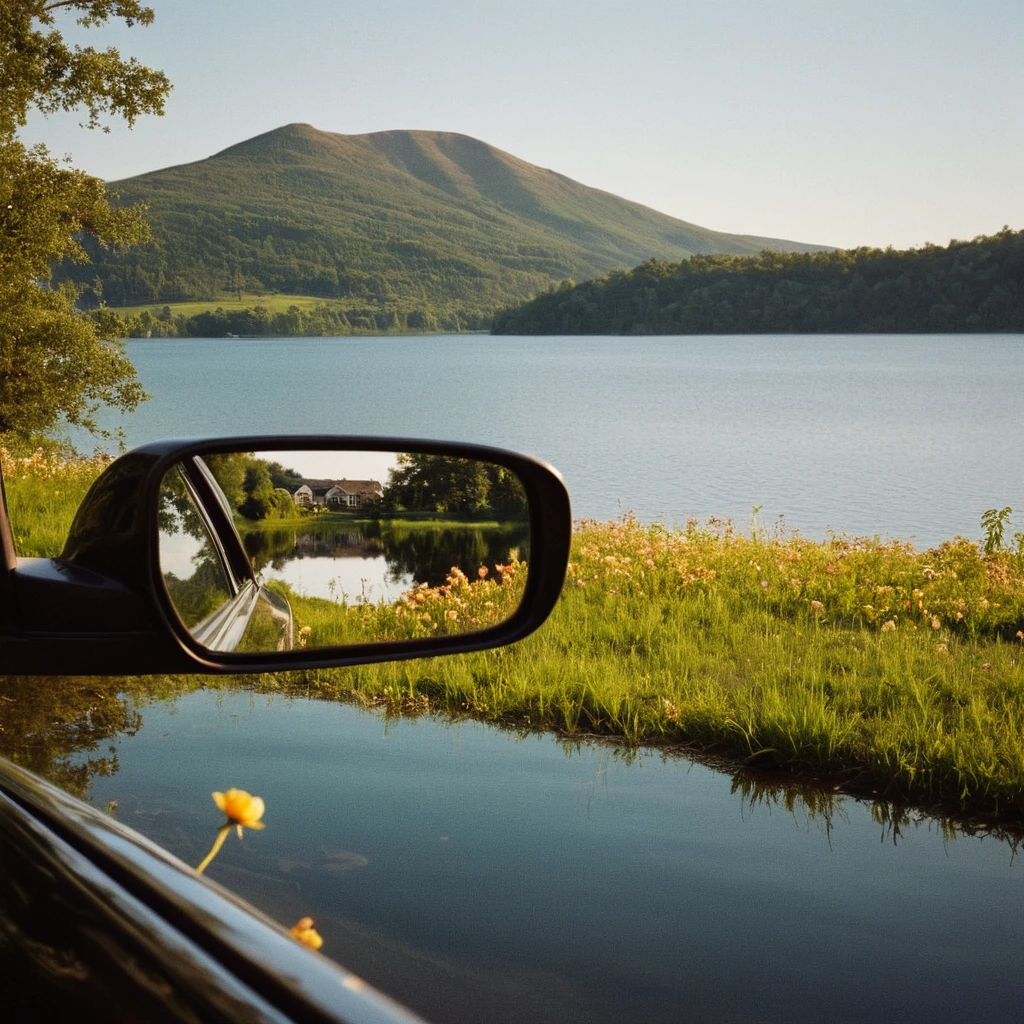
(0, 437), (571, 675)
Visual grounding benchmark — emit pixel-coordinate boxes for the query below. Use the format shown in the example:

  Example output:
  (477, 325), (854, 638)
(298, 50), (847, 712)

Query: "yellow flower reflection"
(213, 787), (266, 837)
(290, 917), (324, 951)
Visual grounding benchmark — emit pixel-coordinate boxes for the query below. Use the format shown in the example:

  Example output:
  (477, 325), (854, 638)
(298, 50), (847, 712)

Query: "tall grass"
(5, 455), (1024, 818)
(1, 448), (113, 556)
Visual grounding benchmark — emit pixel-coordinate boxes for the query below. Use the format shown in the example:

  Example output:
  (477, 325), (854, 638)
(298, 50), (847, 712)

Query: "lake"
(84, 333), (1024, 547)
(38, 333), (1024, 1020)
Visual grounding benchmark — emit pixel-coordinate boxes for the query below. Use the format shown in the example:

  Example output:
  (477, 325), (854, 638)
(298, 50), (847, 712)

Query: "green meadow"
(4, 452), (1024, 822)
(110, 293), (326, 319)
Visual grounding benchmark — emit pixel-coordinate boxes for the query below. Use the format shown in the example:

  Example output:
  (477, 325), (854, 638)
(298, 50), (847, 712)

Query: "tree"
(0, 1), (170, 448)
(385, 454), (492, 515)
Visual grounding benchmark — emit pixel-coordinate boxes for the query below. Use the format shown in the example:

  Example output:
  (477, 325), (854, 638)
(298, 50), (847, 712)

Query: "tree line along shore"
(491, 228), (1024, 335)
(92, 228), (1024, 340)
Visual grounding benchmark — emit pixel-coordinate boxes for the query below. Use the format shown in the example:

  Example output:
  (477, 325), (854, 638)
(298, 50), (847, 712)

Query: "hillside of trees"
(60, 123), (826, 330)
(491, 229), (1024, 335)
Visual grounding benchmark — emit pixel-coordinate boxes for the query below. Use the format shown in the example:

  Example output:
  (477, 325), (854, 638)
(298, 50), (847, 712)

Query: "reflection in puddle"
(6, 681), (1024, 1024)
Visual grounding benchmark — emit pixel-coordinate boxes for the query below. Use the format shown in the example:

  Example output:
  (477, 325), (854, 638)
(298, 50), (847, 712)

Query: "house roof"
(335, 479), (383, 495)
(295, 478), (383, 497)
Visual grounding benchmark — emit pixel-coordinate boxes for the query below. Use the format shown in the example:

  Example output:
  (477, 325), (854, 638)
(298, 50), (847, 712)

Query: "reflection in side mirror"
(158, 448), (531, 654)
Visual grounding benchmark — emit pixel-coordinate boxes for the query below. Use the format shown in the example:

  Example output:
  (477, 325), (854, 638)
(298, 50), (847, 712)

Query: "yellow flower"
(290, 917), (324, 950)
(213, 788), (265, 837)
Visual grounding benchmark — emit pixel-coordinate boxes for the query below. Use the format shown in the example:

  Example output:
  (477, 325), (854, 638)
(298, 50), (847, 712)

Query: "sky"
(22, 0), (1024, 251)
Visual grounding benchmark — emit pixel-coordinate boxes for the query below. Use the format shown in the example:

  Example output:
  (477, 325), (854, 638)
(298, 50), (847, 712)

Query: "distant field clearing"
(110, 294), (326, 317)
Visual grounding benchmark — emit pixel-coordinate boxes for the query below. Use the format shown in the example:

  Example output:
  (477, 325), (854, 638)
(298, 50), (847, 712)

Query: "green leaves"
(0, 1), (168, 446)
(0, 1), (168, 135)
(980, 507), (1012, 556)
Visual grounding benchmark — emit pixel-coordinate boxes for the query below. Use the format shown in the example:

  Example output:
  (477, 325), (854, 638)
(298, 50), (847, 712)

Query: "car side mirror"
(0, 437), (571, 675)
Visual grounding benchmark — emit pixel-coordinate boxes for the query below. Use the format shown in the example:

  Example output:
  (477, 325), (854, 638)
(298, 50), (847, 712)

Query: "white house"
(292, 478), (384, 509)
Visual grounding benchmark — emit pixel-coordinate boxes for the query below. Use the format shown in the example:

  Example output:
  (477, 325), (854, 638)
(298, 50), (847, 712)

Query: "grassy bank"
(4, 454), (1024, 820)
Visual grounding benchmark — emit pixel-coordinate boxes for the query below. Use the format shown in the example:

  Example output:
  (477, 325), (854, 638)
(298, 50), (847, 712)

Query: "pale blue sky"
(23, 0), (1024, 250)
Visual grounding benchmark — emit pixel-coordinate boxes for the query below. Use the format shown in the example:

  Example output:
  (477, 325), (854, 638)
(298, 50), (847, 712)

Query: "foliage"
(202, 452), (295, 522)
(0, 1), (169, 447)
(54, 123), (826, 330)
(492, 228), (1024, 335)
(383, 453), (527, 517)
(981, 506), (1013, 555)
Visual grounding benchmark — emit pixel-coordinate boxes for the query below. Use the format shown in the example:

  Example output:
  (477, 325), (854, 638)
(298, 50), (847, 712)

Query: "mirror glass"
(157, 448), (530, 653)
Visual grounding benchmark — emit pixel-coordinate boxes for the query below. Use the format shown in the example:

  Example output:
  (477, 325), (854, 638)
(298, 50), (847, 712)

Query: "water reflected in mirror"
(158, 449), (530, 653)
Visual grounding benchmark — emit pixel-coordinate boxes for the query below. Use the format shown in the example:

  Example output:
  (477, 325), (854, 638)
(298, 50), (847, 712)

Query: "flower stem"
(196, 823), (232, 874)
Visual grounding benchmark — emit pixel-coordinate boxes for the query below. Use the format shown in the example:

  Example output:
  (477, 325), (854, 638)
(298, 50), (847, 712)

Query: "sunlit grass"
(5, 454), (1024, 816)
(1, 448), (113, 556)
(109, 293), (325, 318)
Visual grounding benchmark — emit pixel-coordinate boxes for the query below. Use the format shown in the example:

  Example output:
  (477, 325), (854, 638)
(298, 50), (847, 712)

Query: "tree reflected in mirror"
(158, 449), (531, 653)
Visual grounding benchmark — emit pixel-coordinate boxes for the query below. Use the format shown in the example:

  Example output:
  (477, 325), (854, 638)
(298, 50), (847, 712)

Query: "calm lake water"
(75, 687), (1024, 1024)
(85, 333), (1024, 547)
(43, 334), (1024, 1021)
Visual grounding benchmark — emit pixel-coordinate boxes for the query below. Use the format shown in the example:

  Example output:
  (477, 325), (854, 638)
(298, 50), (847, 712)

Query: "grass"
(5, 454), (1024, 822)
(109, 293), (329, 319)
(1, 448), (113, 556)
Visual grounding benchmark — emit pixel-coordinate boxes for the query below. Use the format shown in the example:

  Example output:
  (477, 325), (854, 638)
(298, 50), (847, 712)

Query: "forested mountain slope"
(491, 230), (1024, 335)
(62, 123), (827, 324)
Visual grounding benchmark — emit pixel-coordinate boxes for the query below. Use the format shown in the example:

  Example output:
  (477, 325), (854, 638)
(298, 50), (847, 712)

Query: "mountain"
(67, 123), (830, 323)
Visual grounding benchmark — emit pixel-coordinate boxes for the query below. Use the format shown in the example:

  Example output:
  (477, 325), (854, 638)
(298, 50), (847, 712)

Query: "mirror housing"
(0, 437), (571, 675)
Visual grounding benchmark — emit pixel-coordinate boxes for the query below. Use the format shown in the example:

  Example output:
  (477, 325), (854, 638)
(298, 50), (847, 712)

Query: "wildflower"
(196, 788), (266, 874)
(936, 643), (948, 654)
(931, 617), (941, 630)
(881, 619), (897, 633)
(213, 788), (266, 837)
(761, 580), (769, 589)
(290, 917), (324, 951)
(810, 600), (824, 614)
(445, 610), (458, 621)
(477, 566), (488, 578)
(982, 663), (992, 670)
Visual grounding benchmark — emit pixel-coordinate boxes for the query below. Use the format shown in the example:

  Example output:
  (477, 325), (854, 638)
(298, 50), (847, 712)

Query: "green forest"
(491, 228), (1024, 335)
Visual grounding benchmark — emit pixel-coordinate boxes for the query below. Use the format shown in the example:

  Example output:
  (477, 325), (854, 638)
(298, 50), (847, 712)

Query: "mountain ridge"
(68, 123), (830, 322)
